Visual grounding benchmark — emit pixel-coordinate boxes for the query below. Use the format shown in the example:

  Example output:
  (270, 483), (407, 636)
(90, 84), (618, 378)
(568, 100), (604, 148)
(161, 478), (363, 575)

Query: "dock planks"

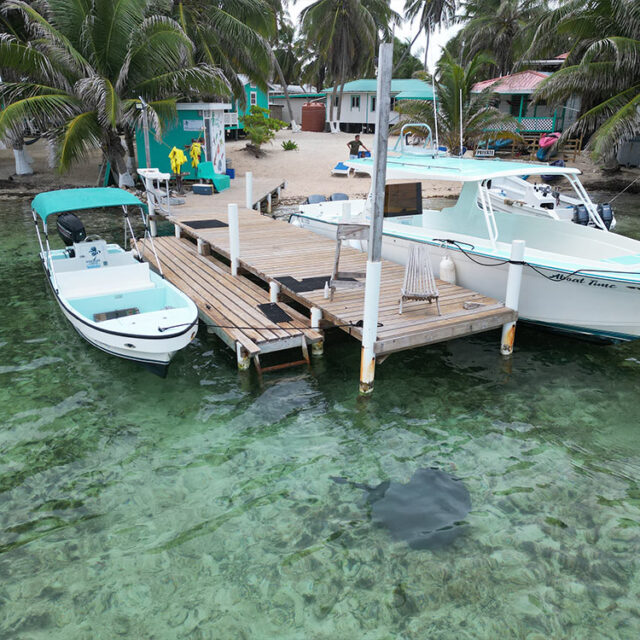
(155, 189), (516, 360)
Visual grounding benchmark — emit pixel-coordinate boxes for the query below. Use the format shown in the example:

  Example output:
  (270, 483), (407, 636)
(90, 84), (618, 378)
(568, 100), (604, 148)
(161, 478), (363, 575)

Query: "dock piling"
(500, 239), (525, 355)
(245, 172), (253, 210)
(359, 42), (393, 396)
(228, 203), (240, 276)
(236, 343), (250, 370)
(311, 307), (324, 356)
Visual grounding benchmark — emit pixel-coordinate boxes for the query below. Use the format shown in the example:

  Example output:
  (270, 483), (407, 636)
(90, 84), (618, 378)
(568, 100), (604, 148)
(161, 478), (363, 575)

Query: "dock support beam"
(359, 42), (392, 396)
(267, 192), (272, 214)
(311, 307), (324, 356)
(501, 239), (525, 356)
(174, 224), (181, 238)
(228, 203), (240, 276)
(245, 172), (253, 210)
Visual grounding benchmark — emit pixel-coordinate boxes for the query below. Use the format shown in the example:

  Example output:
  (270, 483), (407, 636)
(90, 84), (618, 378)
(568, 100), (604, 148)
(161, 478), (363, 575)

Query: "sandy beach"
(1, 129), (638, 201)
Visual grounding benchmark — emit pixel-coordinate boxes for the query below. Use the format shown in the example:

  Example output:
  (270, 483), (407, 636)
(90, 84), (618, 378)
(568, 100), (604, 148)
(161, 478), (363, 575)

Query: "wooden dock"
(142, 180), (517, 380)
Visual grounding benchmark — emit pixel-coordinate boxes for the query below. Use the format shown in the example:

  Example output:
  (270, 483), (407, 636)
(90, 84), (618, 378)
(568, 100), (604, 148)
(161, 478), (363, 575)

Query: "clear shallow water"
(1, 195), (639, 639)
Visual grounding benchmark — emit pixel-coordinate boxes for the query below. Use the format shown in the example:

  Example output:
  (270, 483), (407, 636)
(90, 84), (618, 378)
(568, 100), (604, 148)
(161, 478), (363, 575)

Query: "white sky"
(288, 0), (462, 73)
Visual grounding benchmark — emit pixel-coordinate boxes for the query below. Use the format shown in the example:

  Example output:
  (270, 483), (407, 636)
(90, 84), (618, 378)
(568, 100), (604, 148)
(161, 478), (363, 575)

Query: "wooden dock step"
(140, 236), (322, 368)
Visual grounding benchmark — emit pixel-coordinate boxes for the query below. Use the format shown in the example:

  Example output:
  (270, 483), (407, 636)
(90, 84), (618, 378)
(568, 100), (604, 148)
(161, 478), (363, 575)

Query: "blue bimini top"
(32, 188), (142, 222)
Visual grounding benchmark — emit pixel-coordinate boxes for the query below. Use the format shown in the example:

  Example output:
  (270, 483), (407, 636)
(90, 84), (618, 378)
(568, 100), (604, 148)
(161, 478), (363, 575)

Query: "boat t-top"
(31, 187), (199, 375)
(292, 147), (640, 342)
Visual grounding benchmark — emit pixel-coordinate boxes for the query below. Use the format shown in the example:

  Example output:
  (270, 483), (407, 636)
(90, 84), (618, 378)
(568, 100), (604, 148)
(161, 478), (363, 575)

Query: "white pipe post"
(341, 201), (351, 223)
(228, 203), (240, 276)
(267, 192), (272, 214)
(269, 281), (280, 303)
(501, 240), (525, 356)
(245, 172), (253, 210)
(311, 307), (324, 356)
(432, 74), (439, 152)
(359, 42), (393, 396)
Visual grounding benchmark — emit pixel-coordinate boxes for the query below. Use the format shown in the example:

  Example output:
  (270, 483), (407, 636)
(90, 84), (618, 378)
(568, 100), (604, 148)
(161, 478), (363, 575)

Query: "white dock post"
(245, 172), (253, 210)
(269, 281), (280, 303)
(267, 192), (272, 213)
(501, 239), (525, 356)
(228, 203), (240, 276)
(359, 42), (393, 395)
(311, 307), (324, 356)
(174, 223), (181, 238)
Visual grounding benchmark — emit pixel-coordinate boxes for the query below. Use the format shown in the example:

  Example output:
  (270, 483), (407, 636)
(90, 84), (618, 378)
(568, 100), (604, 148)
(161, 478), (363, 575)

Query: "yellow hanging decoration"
(189, 142), (202, 169)
(168, 146), (187, 175)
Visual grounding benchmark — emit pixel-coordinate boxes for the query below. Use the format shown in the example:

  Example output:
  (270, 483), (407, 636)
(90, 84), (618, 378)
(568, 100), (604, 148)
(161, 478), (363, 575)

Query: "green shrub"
(240, 106), (287, 151)
(281, 139), (298, 151)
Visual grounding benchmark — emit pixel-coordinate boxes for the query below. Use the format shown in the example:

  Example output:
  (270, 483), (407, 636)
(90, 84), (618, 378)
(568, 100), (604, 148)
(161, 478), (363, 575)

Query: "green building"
(224, 75), (271, 135)
(135, 102), (230, 180)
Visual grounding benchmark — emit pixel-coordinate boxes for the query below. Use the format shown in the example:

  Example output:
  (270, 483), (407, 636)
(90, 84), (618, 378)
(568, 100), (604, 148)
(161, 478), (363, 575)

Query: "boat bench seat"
(56, 262), (155, 299)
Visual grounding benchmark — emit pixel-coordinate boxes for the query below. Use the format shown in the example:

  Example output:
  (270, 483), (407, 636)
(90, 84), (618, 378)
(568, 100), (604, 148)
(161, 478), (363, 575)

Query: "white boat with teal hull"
(32, 188), (198, 375)
(291, 155), (640, 342)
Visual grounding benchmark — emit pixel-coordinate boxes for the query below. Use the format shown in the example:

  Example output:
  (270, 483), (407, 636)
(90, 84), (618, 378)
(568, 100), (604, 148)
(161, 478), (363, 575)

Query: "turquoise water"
(1, 195), (640, 639)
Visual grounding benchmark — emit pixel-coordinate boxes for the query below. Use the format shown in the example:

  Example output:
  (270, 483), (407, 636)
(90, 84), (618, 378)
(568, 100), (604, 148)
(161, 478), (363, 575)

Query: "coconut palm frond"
(57, 109), (103, 172)
(582, 37), (640, 71)
(0, 93), (80, 141)
(133, 64), (230, 100)
(585, 92), (640, 159)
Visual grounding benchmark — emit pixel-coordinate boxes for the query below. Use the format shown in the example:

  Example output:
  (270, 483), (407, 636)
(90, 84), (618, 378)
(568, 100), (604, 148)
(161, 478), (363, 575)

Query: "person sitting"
(347, 134), (369, 159)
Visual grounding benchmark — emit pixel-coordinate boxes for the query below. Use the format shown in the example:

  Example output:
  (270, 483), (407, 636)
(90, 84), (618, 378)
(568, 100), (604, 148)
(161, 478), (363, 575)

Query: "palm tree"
(454, 0), (547, 76)
(393, 36), (423, 78)
(300, 0), (398, 130)
(394, 50), (522, 151)
(529, 0), (640, 166)
(403, 0), (456, 70)
(0, 0), (228, 183)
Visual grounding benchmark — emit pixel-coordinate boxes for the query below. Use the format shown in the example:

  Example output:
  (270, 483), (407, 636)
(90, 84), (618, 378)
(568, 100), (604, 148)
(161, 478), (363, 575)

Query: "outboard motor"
(56, 213), (86, 246)
(572, 204), (589, 226)
(597, 203), (614, 230)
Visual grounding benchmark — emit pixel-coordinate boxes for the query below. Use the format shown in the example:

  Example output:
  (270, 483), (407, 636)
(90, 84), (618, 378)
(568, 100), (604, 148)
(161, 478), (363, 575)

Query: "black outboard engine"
(56, 213), (86, 246)
(597, 203), (614, 230)
(572, 204), (589, 226)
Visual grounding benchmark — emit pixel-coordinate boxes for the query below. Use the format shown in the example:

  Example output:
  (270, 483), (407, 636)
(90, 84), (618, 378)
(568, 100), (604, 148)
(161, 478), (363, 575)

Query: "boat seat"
(55, 262), (154, 299)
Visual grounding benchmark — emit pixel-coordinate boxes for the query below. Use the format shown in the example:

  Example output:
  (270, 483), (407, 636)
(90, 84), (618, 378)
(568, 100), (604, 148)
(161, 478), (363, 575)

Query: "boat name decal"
(548, 273), (616, 288)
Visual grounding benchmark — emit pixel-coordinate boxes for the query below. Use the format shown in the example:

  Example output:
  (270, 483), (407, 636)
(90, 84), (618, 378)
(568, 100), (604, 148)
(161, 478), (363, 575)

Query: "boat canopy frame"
(347, 154), (608, 245)
(30, 187), (164, 292)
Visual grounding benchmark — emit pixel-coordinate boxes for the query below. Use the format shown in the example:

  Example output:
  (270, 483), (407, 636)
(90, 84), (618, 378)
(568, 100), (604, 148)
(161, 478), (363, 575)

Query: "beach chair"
(399, 244), (440, 315)
(197, 161), (230, 192)
(331, 162), (352, 177)
(330, 193), (349, 201)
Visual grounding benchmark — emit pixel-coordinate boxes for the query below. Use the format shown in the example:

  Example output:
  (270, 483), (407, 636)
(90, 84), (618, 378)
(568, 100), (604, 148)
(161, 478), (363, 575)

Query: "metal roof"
(471, 71), (551, 95)
(321, 79), (434, 98)
(345, 154), (581, 182)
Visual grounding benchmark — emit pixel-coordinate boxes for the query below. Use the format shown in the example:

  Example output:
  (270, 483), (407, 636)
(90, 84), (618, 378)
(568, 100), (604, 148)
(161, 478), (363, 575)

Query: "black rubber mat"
(277, 275), (353, 292)
(184, 219), (228, 229)
(257, 303), (293, 323)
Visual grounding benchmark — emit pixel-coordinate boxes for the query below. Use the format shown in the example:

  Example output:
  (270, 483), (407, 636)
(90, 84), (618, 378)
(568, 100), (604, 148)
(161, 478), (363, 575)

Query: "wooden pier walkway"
(143, 185), (516, 375)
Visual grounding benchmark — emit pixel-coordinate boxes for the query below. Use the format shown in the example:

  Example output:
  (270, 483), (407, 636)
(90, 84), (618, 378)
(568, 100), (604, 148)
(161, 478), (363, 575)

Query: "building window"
(334, 96), (340, 108)
(351, 95), (360, 109)
(250, 91), (257, 106)
(390, 97), (396, 111)
(371, 96), (376, 112)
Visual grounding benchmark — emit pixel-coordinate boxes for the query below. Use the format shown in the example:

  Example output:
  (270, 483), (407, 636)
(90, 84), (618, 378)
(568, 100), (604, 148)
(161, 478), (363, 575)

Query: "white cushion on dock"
(56, 262), (154, 299)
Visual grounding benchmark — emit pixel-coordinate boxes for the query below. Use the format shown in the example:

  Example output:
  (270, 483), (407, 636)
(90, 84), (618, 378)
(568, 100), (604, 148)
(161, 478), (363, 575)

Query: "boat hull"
(293, 215), (640, 342)
(44, 262), (198, 375)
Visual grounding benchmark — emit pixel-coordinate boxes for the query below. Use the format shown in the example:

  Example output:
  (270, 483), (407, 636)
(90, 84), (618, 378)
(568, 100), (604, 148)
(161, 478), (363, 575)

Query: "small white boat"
(291, 154), (640, 342)
(486, 174), (616, 229)
(31, 187), (198, 375)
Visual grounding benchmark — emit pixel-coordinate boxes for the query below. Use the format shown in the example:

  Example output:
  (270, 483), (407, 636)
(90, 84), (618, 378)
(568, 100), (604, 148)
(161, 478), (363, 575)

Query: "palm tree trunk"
(337, 79), (347, 131)
(12, 139), (34, 175)
(124, 127), (137, 173)
(329, 83), (338, 133)
(393, 29), (422, 73)
(106, 131), (134, 187)
(273, 57), (297, 130)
